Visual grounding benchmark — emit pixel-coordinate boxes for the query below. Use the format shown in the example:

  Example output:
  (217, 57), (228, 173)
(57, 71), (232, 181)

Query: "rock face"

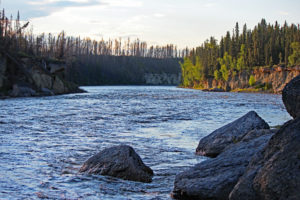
(196, 111), (270, 157)
(0, 53), (84, 98)
(198, 65), (300, 93)
(79, 145), (153, 183)
(282, 75), (300, 119)
(144, 73), (181, 85)
(229, 118), (300, 200)
(172, 129), (274, 200)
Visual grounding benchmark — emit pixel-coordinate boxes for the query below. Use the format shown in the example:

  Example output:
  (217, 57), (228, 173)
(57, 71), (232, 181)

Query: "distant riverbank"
(181, 65), (300, 94)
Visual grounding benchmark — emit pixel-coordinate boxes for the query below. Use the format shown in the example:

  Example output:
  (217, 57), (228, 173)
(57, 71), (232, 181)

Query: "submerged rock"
(282, 74), (300, 119)
(196, 111), (269, 157)
(229, 118), (300, 200)
(79, 145), (153, 183)
(172, 129), (274, 200)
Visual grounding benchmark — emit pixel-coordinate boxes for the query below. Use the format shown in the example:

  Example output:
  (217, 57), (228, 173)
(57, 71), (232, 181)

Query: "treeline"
(0, 9), (182, 85)
(0, 9), (188, 59)
(181, 19), (300, 87)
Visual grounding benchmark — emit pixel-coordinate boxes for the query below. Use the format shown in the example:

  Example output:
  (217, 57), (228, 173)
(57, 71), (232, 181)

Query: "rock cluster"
(79, 145), (153, 183)
(229, 118), (300, 200)
(196, 111), (269, 157)
(172, 75), (300, 200)
(173, 126), (274, 200)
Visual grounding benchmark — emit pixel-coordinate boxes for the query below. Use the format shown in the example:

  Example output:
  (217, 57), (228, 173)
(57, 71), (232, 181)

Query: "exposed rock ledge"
(199, 65), (300, 93)
(144, 73), (181, 85)
(0, 52), (84, 98)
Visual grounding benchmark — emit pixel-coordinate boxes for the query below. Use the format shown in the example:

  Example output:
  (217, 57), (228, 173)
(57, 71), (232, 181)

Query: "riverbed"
(0, 86), (291, 199)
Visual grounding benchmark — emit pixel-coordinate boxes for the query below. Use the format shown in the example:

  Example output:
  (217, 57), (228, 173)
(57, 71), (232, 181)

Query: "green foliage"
(236, 44), (246, 71)
(181, 19), (300, 86)
(220, 64), (229, 81)
(180, 56), (205, 87)
(249, 75), (256, 86)
(214, 70), (222, 81)
(218, 52), (234, 81)
(288, 42), (300, 66)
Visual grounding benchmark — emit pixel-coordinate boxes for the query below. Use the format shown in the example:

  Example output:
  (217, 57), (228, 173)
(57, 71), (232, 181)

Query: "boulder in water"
(196, 111), (269, 157)
(79, 145), (153, 183)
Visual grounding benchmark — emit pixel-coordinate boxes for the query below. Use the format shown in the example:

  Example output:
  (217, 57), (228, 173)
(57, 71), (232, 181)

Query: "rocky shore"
(0, 52), (84, 98)
(172, 74), (300, 200)
(196, 65), (300, 93)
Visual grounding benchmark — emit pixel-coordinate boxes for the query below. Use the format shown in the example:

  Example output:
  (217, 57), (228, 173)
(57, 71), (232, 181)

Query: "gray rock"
(282, 75), (300, 119)
(41, 88), (54, 96)
(52, 76), (65, 94)
(229, 118), (300, 200)
(79, 145), (153, 183)
(49, 63), (65, 74)
(32, 71), (53, 89)
(196, 111), (270, 157)
(10, 84), (36, 97)
(172, 129), (274, 200)
(144, 73), (181, 85)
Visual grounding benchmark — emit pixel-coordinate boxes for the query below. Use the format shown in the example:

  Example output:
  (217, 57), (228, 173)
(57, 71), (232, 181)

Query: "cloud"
(101, 0), (143, 8)
(3, 0), (103, 19)
(204, 2), (217, 8)
(279, 11), (289, 16)
(153, 13), (165, 18)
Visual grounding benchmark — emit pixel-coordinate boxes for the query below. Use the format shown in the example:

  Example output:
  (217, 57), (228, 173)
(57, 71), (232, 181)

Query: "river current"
(0, 86), (291, 199)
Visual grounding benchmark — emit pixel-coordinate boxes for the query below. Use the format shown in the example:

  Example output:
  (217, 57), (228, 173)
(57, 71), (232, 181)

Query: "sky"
(1, 0), (300, 48)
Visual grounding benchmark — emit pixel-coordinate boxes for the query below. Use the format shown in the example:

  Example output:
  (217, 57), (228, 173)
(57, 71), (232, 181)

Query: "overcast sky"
(1, 0), (300, 48)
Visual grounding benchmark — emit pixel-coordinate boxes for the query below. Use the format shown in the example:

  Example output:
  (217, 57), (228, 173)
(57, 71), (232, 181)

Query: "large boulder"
(282, 75), (300, 119)
(172, 129), (274, 200)
(229, 117), (300, 200)
(196, 111), (269, 157)
(31, 71), (53, 90)
(79, 145), (153, 183)
(52, 76), (65, 94)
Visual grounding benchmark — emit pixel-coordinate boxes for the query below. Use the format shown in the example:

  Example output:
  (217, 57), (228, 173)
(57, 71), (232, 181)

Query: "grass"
(231, 88), (262, 93)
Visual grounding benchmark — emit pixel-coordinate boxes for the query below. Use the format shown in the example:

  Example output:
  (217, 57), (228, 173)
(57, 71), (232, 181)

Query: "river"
(0, 86), (291, 199)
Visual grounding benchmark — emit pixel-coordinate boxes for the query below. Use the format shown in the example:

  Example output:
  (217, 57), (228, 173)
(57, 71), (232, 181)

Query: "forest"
(1, 9), (300, 87)
(0, 9), (183, 85)
(181, 19), (300, 87)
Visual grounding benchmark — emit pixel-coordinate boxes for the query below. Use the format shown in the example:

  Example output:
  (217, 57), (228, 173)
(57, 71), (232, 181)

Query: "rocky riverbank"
(0, 52), (84, 98)
(172, 74), (300, 200)
(194, 65), (300, 93)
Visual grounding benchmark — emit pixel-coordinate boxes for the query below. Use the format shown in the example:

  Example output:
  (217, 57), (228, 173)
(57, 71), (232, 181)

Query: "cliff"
(0, 52), (84, 98)
(200, 65), (300, 93)
(144, 73), (181, 85)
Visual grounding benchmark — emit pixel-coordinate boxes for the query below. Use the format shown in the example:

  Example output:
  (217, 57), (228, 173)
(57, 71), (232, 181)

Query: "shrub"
(249, 75), (256, 86)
